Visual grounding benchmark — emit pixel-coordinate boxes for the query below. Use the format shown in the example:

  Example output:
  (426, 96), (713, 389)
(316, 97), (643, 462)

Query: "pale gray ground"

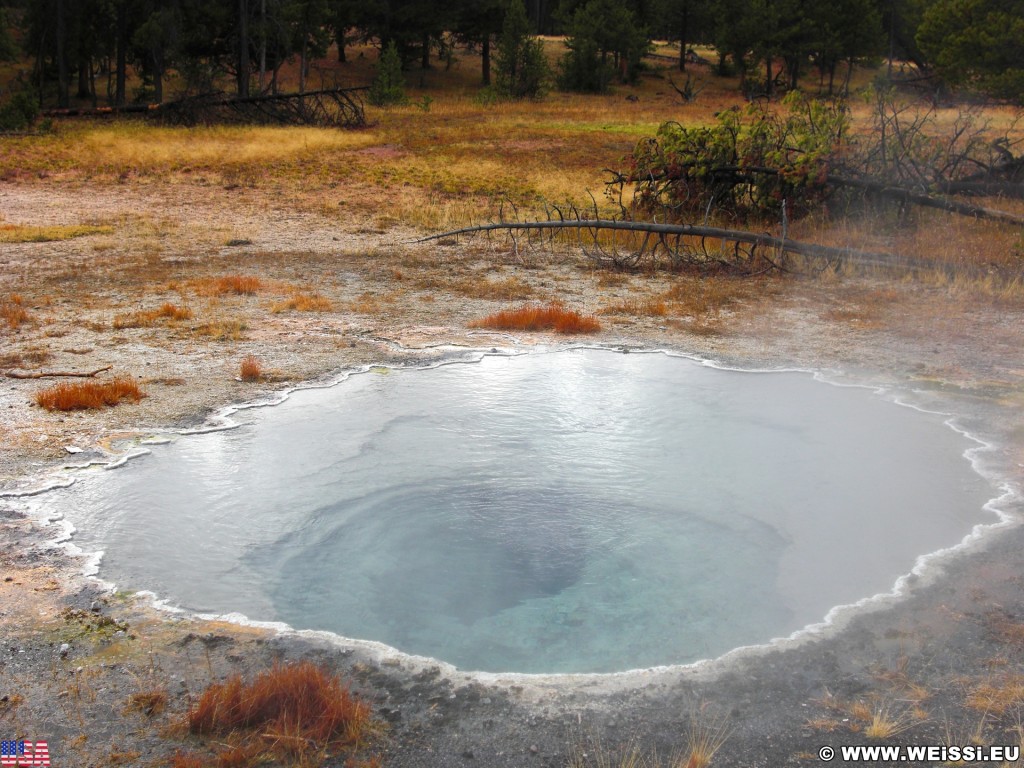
(2, 181), (1024, 767)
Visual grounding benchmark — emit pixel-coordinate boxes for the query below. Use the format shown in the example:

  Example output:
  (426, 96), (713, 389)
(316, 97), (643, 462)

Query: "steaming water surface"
(51, 349), (995, 673)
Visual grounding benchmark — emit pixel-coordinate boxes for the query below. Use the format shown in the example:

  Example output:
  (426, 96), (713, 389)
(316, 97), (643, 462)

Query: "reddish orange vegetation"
(189, 275), (263, 297)
(113, 302), (193, 329)
(239, 355), (262, 381)
(34, 376), (146, 411)
(470, 303), (601, 334)
(1, 294), (30, 329)
(187, 662), (377, 766)
(168, 753), (205, 768)
(215, 275), (262, 295)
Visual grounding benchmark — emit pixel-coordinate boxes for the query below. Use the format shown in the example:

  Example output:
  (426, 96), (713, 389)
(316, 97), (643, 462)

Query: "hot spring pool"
(39, 349), (997, 673)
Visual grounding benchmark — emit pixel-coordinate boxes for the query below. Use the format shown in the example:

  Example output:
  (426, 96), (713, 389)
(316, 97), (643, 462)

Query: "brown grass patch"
(112, 302), (193, 329)
(239, 355), (262, 381)
(663, 275), (760, 317)
(270, 293), (334, 313)
(35, 376), (146, 411)
(1, 294), (31, 330)
(601, 298), (668, 317)
(451, 275), (535, 301)
(186, 661), (377, 766)
(194, 319), (247, 340)
(964, 673), (1024, 715)
(986, 612), (1024, 646)
(470, 303), (601, 334)
(0, 349), (51, 368)
(0, 224), (114, 243)
(169, 752), (205, 768)
(192, 275), (263, 297)
(125, 689), (167, 718)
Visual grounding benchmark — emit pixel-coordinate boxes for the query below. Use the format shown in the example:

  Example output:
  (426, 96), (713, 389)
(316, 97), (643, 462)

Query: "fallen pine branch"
(412, 219), (916, 269)
(5, 365), (112, 380)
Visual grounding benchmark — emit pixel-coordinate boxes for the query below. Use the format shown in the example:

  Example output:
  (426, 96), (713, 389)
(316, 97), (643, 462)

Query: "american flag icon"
(0, 741), (50, 767)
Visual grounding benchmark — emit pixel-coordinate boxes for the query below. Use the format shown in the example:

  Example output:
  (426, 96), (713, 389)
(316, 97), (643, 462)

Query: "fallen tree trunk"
(413, 219), (935, 272)
(6, 365), (112, 380)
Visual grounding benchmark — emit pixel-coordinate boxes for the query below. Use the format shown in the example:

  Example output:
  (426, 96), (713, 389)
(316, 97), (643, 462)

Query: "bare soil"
(2, 180), (1024, 767)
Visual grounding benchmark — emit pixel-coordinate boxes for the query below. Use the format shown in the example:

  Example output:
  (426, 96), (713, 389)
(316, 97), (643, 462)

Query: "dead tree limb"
(412, 220), (923, 272)
(5, 365), (112, 380)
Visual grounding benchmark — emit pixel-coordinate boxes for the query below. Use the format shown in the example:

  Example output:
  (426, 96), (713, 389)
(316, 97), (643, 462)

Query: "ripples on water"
(50, 349), (995, 673)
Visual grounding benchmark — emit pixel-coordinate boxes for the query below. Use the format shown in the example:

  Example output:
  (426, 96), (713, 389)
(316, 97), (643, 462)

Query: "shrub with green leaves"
(0, 89), (39, 132)
(627, 93), (849, 219)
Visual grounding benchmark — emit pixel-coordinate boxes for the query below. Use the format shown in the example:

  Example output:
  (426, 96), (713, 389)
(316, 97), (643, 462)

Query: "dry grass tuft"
(192, 275), (263, 297)
(965, 673), (1024, 715)
(862, 702), (918, 739)
(1, 294), (31, 330)
(125, 689), (167, 718)
(270, 292), (334, 313)
(0, 223), (114, 243)
(186, 661), (377, 766)
(169, 752), (205, 768)
(451, 275), (535, 301)
(239, 355), (262, 382)
(985, 612), (1024, 646)
(601, 297), (668, 317)
(113, 302), (193, 329)
(194, 319), (247, 340)
(469, 303), (601, 334)
(0, 350), (51, 368)
(35, 376), (146, 411)
(676, 706), (731, 768)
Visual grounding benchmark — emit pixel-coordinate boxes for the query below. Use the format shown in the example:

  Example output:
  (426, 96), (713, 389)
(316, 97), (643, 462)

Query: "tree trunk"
(678, 0), (688, 72)
(299, 36), (307, 93)
(421, 32), (430, 69)
(336, 24), (347, 62)
(77, 56), (91, 98)
(764, 54), (772, 98)
(237, 0), (250, 97)
(481, 35), (491, 85)
(153, 47), (164, 103)
(115, 1), (127, 106)
(56, 0), (69, 107)
(259, 0), (267, 91)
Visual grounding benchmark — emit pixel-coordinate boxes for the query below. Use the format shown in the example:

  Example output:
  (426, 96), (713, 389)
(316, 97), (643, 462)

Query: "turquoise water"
(51, 349), (995, 673)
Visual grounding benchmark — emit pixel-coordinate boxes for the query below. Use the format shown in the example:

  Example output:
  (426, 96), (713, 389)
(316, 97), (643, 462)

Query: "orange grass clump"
(270, 292), (334, 313)
(1, 294), (30, 330)
(187, 662), (376, 764)
(239, 355), (262, 381)
(113, 302), (193, 328)
(192, 275), (263, 297)
(469, 303), (601, 334)
(35, 376), (146, 411)
(168, 753), (205, 768)
(216, 275), (262, 295)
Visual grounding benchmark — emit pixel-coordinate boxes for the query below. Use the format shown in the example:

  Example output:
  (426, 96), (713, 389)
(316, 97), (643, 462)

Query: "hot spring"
(40, 348), (997, 673)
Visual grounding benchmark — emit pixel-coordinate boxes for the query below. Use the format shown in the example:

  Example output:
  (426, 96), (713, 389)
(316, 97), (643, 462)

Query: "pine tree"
(493, 0), (550, 99)
(368, 40), (407, 106)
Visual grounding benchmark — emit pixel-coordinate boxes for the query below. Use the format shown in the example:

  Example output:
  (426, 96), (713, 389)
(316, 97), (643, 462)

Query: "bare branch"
(6, 365), (113, 380)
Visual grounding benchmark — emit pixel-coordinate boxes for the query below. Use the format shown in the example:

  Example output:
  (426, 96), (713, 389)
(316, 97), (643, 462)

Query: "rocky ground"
(1, 180), (1024, 767)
